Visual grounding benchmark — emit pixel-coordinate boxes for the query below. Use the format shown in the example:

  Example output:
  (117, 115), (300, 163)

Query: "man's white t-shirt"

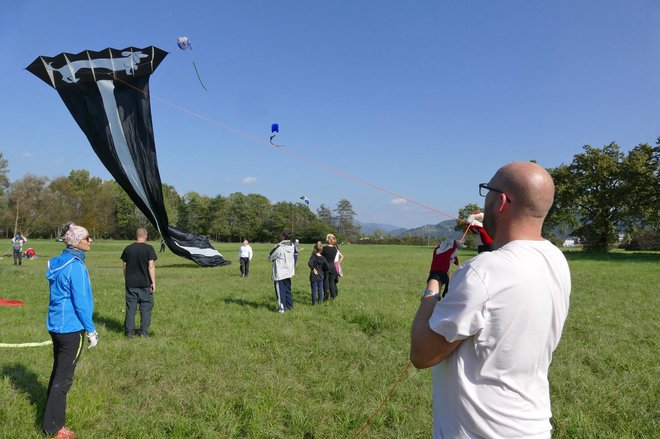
(429, 240), (571, 439)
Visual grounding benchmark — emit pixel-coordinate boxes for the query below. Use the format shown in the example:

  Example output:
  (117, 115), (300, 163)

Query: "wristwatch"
(421, 289), (440, 300)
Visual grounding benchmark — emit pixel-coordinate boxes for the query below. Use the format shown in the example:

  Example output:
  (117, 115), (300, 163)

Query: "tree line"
(2, 136), (658, 250)
(0, 161), (361, 243)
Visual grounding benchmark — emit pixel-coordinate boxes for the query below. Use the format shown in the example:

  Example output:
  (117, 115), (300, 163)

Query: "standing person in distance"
(238, 239), (253, 278)
(410, 162), (571, 439)
(308, 241), (329, 305)
(11, 232), (27, 266)
(159, 239), (166, 253)
(43, 223), (98, 439)
(321, 234), (343, 301)
(121, 227), (157, 339)
(293, 239), (301, 266)
(269, 229), (295, 313)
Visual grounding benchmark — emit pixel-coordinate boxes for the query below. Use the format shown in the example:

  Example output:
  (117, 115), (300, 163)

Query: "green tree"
(225, 192), (251, 241)
(543, 164), (579, 245)
(454, 203), (483, 249)
(112, 182), (145, 238)
(264, 202), (297, 241)
(208, 195), (230, 241)
(547, 141), (659, 251)
(245, 194), (272, 241)
(179, 192), (211, 234)
(162, 184), (181, 228)
(0, 152), (9, 194)
(619, 141), (660, 233)
(316, 204), (333, 226)
(334, 199), (360, 241)
(7, 174), (51, 236)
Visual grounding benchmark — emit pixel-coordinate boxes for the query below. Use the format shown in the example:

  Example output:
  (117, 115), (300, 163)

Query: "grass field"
(1, 240), (658, 438)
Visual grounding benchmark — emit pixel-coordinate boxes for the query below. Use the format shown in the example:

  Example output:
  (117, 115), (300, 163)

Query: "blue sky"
(2, 1), (659, 228)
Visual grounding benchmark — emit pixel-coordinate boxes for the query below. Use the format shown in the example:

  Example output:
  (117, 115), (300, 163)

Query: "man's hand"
(467, 212), (494, 250)
(87, 331), (99, 349)
(430, 240), (459, 274)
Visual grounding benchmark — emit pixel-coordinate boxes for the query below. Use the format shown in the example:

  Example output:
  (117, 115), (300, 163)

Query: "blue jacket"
(46, 248), (95, 334)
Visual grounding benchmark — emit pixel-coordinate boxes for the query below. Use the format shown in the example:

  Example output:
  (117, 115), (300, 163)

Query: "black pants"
(125, 287), (154, 336)
(13, 251), (22, 265)
(43, 331), (84, 435)
(323, 272), (338, 301)
(239, 257), (250, 276)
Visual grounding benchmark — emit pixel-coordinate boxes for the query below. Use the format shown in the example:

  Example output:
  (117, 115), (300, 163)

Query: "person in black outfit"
(121, 228), (157, 338)
(321, 233), (343, 301)
(308, 241), (329, 305)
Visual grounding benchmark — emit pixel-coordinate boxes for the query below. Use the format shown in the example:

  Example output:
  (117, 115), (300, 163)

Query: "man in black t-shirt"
(121, 228), (157, 338)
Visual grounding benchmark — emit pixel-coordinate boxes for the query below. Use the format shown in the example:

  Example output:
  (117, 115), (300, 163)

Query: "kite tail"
(192, 61), (208, 91)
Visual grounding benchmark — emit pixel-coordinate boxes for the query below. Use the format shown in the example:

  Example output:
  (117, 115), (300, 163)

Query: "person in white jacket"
(238, 239), (253, 277)
(268, 230), (295, 313)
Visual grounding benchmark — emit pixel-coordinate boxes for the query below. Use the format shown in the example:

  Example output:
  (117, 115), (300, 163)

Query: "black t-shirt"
(121, 242), (157, 288)
(321, 246), (338, 274)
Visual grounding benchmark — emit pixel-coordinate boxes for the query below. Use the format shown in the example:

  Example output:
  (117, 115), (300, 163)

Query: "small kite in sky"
(176, 36), (208, 91)
(26, 46), (230, 267)
(299, 195), (310, 206)
(270, 123), (284, 147)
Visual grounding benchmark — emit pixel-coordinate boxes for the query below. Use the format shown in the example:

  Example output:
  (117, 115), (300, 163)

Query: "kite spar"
(26, 47), (229, 267)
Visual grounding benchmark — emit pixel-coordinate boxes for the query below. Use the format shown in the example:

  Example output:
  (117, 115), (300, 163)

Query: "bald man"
(410, 162), (571, 439)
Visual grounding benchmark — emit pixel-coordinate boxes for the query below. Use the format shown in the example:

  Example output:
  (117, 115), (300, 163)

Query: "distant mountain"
(358, 221), (404, 234)
(359, 219), (461, 240)
(394, 220), (462, 240)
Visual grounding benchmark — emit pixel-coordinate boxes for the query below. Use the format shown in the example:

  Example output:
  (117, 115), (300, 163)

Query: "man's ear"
(496, 193), (508, 213)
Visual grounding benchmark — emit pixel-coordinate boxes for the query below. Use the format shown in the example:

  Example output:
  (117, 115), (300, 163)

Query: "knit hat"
(63, 224), (89, 247)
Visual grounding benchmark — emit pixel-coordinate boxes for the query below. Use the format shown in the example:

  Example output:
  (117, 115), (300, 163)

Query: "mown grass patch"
(0, 240), (658, 437)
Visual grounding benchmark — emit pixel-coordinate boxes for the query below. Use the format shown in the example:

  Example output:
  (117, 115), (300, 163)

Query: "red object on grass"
(0, 297), (26, 306)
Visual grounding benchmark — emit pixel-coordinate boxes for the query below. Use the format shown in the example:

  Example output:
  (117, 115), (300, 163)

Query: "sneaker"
(55, 427), (76, 438)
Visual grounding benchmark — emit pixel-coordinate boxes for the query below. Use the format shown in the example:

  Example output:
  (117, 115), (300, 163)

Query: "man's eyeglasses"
(479, 183), (512, 203)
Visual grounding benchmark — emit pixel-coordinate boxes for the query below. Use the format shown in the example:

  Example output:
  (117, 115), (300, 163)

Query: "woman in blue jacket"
(43, 223), (98, 438)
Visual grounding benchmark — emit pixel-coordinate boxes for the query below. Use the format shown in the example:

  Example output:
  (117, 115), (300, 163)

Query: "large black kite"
(27, 47), (229, 267)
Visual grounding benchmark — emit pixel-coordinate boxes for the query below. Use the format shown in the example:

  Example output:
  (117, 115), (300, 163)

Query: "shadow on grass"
(564, 251), (660, 263)
(93, 312), (124, 334)
(1, 363), (46, 430)
(223, 297), (276, 311)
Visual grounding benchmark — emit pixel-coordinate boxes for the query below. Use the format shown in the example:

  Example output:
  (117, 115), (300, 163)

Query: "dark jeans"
(274, 278), (293, 311)
(13, 251), (22, 265)
(310, 279), (323, 304)
(323, 272), (338, 301)
(43, 330), (84, 435)
(125, 287), (154, 336)
(239, 257), (250, 276)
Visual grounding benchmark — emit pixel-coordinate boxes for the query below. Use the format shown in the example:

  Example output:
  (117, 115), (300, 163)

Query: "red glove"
(429, 240), (459, 273)
(466, 212), (493, 247)
(428, 240), (459, 297)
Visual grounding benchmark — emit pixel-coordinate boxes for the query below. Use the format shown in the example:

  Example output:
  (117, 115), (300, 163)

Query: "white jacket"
(268, 240), (295, 281)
